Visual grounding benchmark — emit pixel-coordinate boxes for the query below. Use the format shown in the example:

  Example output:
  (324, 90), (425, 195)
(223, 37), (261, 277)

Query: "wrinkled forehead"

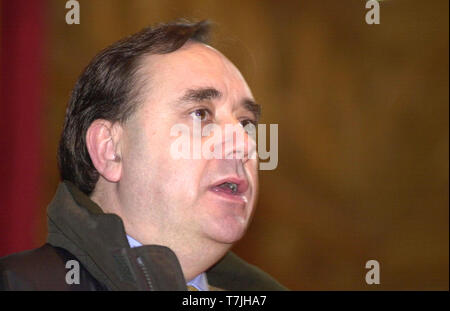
(138, 42), (254, 103)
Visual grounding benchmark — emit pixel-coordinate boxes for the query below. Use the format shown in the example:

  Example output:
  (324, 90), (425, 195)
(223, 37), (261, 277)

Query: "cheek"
(121, 122), (172, 192)
(246, 159), (259, 217)
(124, 116), (209, 205)
(157, 158), (207, 205)
(247, 159), (259, 190)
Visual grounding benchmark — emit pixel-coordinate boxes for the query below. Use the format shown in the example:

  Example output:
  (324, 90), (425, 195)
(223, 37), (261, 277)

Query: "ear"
(86, 119), (123, 183)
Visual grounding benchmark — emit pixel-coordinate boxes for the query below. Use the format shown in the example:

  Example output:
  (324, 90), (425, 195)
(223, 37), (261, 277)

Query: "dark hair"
(58, 20), (211, 195)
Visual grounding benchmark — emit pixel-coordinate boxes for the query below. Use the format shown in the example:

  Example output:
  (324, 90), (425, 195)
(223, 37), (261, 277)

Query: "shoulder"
(0, 244), (105, 291)
(207, 252), (288, 291)
(0, 244), (67, 290)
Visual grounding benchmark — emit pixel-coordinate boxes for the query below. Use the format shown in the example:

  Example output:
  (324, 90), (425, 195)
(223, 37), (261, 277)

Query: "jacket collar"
(46, 181), (187, 290)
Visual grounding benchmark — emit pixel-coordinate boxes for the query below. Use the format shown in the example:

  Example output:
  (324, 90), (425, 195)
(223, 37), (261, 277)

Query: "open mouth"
(209, 177), (249, 204)
(216, 182), (239, 194)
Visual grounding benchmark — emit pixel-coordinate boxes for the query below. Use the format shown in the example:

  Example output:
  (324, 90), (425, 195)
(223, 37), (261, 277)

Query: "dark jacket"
(0, 181), (286, 291)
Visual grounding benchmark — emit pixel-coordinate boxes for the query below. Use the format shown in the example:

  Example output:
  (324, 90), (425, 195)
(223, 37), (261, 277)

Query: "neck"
(126, 224), (231, 281)
(170, 238), (230, 282)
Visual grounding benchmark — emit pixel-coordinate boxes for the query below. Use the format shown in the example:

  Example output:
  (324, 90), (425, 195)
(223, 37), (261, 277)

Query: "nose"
(221, 121), (257, 163)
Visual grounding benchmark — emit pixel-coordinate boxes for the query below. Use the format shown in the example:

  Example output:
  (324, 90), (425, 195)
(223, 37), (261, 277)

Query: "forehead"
(139, 42), (254, 104)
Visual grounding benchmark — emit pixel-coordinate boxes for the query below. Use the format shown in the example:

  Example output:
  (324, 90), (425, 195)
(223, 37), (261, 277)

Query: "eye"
(189, 109), (211, 122)
(240, 119), (258, 135)
(240, 119), (257, 128)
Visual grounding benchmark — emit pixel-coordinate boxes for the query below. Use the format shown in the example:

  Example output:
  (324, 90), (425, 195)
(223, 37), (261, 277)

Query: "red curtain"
(0, 0), (45, 256)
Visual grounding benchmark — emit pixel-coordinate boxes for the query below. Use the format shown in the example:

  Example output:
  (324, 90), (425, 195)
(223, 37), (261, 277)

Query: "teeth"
(220, 182), (238, 194)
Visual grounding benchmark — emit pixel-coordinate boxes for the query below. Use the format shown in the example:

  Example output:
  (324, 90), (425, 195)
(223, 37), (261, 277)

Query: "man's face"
(117, 42), (259, 249)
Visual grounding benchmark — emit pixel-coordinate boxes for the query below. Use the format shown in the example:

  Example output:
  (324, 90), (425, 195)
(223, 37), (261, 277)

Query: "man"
(0, 20), (286, 291)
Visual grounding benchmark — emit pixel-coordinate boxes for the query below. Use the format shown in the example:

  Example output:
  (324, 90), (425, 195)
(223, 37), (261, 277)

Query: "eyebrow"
(178, 87), (261, 121)
(179, 87), (222, 102)
(242, 98), (261, 121)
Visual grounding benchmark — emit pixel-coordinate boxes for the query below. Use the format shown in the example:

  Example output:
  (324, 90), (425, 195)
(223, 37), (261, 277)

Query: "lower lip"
(209, 188), (247, 204)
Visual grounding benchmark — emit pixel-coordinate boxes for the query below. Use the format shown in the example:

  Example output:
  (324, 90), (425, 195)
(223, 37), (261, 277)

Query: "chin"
(202, 215), (249, 245)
